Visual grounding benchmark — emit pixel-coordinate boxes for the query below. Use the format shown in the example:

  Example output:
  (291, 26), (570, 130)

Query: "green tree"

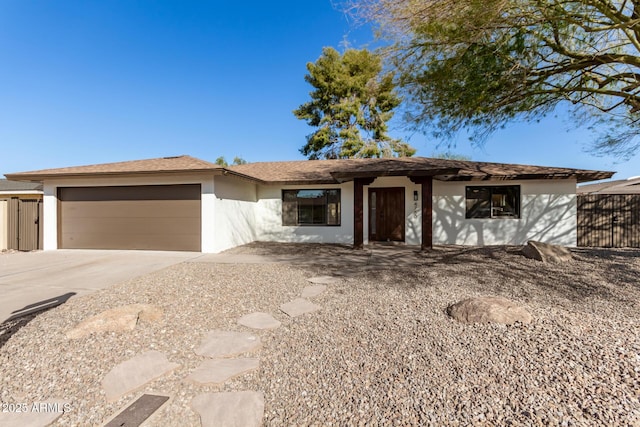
(353, 0), (640, 158)
(433, 152), (472, 161)
(215, 156), (247, 166)
(294, 46), (415, 159)
(232, 156), (247, 165)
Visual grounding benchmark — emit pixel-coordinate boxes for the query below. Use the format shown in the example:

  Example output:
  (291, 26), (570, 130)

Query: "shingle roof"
(5, 155), (223, 180)
(0, 179), (43, 192)
(5, 155), (613, 184)
(577, 176), (640, 194)
(229, 157), (614, 184)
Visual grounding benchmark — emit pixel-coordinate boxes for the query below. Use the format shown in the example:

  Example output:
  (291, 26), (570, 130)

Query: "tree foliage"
(294, 46), (415, 159)
(352, 0), (640, 157)
(432, 151), (472, 161)
(232, 156), (247, 165)
(215, 156), (247, 166)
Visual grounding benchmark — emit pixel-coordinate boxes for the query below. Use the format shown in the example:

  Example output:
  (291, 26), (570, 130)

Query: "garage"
(58, 184), (201, 251)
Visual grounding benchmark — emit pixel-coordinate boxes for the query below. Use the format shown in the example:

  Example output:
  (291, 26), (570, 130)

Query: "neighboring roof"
(5, 155), (614, 184)
(0, 179), (43, 192)
(229, 157), (614, 184)
(577, 176), (640, 194)
(5, 155), (223, 181)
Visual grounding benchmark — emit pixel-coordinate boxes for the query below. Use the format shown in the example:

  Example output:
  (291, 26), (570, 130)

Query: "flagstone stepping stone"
(66, 303), (163, 339)
(187, 358), (259, 385)
(191, 391), (264, 427)
(280, 298), (321, 318)
(307, 275), (340, 285)
(195, 330), (261, 358)
(301, 285), (327, 298)
(0, 399), (69, 427)
(102, 350), (179, 402)
(237, 312), (281, 330)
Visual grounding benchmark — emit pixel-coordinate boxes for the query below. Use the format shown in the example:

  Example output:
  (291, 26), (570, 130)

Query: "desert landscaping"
(0, 243), (638, 426)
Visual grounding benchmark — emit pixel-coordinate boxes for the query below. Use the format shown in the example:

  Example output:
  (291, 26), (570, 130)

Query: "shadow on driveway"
(0, 292), (76, 350)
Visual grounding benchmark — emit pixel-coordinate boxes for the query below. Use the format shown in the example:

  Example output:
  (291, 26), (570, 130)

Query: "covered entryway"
(368, 187), (405, 242)
(58, 184), (201, 251)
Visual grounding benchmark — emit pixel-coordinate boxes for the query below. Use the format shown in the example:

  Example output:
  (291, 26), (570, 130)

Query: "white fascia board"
(0, 190), (43, 196)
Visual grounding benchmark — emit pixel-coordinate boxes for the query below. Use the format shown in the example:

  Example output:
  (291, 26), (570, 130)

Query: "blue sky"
(0, 1), (637, 180)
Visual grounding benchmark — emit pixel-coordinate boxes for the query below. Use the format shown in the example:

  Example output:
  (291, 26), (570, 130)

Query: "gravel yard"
(0, 243), (638, 426)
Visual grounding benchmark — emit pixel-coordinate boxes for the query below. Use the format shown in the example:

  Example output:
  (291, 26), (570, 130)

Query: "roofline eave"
(4, 168), (229, 182)
(330, 168), (462, 183)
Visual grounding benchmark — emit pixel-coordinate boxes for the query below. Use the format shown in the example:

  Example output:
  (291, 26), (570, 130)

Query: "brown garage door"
(58, 184), (201, 251)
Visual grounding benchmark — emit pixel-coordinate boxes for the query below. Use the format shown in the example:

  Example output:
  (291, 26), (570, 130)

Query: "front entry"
(369, 187), (405, 242)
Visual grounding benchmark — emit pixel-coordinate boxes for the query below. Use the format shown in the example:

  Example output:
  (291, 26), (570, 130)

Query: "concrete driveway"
(0, 250), (201, 322)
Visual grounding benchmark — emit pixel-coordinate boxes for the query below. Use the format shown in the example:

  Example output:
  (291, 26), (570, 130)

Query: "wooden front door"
(369, 187), (405, 242)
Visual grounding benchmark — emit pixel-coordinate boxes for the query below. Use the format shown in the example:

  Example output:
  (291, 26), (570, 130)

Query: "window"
(282, 189), (341, 226)
(466, 186), (520, 219)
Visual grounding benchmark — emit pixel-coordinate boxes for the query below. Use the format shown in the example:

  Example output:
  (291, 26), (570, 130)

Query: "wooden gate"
(577, 194), (640, 247)
(6, 198), (42, 251)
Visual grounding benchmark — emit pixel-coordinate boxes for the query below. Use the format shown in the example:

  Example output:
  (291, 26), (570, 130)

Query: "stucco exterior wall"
(211, 175), (259, 253)
(255, 182), (355, 244)
(0, 200), (7, 250)
(432, 179), (578, 246)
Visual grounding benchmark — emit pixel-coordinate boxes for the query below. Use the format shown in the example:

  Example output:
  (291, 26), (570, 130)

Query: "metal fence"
(577, 194), (640, 248)
(5, 198), (42, 251)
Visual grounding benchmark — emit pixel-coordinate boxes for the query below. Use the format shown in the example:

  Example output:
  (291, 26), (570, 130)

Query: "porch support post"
(353, 177), (375, 250)
(410, 176), (433, 250)
(422, 177), (433, 250)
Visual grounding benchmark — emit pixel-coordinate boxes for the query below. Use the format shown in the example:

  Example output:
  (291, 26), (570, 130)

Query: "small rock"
(522, 241), (572, 263)
(447, 296), (532, 325)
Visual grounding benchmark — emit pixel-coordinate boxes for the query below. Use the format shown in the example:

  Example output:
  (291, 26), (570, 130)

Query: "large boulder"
(447, 297), (532, 325)
(522, 241), (572, 263)
(66, 303), (163, 339)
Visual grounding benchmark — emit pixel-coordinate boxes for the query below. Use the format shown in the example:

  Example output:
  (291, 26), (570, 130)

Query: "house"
(577, 176), (640, 247)
(577, 176), (640, 194)
(0, 179), (44, 251)
(4, 155), (613, 253)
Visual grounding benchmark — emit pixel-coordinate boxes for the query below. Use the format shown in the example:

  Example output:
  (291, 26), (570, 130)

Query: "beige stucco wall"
(255, 182), (355, 244)
(0, 199), (7, 250)
(432, 179), (578, 246)
(211, 175), (259, 253)
(253, 177), (576, 248)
